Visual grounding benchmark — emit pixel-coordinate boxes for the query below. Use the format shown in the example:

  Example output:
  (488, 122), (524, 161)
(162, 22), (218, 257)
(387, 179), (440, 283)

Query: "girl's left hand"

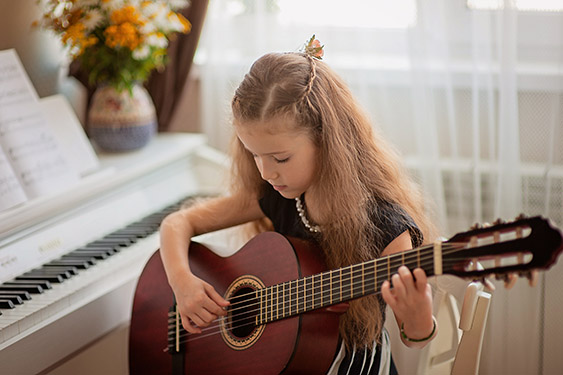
(381, 266), (434, 342)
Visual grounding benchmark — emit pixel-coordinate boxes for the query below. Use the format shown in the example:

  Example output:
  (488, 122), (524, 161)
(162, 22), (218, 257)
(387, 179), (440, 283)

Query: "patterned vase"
(87, 83), (157, 152)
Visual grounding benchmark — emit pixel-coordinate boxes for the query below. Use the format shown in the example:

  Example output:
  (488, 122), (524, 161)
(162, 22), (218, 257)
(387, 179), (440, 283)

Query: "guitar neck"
(256, 244), (440, 325)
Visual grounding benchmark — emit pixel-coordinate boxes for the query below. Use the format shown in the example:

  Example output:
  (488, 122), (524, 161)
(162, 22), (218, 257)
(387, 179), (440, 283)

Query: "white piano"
(0, 133), (228, 374)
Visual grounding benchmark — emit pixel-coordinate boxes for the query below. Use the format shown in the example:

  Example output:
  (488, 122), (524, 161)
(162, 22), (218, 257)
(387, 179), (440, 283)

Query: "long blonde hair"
(230, 52), (437, 348)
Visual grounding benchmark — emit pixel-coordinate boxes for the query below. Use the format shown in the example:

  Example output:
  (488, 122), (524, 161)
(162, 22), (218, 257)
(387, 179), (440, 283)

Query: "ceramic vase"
(87, 83), (157, 152)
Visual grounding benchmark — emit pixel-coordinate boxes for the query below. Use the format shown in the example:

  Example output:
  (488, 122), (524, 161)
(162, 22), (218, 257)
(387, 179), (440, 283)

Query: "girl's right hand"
(172, 272), (230, 334)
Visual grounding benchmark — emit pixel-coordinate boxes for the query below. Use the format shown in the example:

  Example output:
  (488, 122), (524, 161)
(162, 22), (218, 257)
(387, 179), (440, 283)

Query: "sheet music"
(0, 49), (78, 202)
(39, 95), (100, 176)
(0, 146), (27, 211)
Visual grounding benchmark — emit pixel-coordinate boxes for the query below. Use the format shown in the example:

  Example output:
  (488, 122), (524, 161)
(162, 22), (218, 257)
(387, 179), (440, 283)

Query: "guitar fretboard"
(255, 245), (440, 325)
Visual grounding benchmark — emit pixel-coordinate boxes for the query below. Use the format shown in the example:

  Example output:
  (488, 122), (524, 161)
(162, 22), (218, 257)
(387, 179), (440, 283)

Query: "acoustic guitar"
(129, 216), (563, 375)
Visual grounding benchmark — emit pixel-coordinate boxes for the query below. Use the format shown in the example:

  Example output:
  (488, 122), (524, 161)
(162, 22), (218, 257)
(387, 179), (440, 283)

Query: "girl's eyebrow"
(244, 147), (289, 156)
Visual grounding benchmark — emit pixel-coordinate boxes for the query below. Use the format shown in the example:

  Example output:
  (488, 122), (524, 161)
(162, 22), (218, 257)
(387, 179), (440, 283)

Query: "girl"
(160, 39), (439, 374)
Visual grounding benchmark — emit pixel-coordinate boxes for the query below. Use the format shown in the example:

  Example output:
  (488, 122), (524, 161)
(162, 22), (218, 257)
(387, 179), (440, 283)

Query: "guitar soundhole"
(230, 287), (257, 338)
(221, 275), (266, 350)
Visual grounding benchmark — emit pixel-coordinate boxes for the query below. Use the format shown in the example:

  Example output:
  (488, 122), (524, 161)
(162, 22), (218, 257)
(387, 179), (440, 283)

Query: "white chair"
(417, 277), (493, 375)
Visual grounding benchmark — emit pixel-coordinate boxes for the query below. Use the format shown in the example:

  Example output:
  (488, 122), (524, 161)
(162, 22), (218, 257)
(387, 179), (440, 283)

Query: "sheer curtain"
(194, 0), (563, 373)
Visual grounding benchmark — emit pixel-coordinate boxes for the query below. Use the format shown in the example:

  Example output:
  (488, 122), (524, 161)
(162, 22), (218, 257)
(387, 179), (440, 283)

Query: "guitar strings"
(168, 242), (468, 336)
(166, 242), (474, 347)
(167, 243), (473, 345)
(210, 241), (468, 314)
(166, 256), (473, 349)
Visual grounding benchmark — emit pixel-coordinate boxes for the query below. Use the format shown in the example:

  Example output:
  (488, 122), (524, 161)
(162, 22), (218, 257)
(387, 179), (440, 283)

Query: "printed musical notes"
(0, 49), (79, 211)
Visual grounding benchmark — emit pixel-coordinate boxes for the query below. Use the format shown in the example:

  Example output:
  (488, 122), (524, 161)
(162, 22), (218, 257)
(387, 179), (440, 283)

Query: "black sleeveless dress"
(258, 185), (422, 375)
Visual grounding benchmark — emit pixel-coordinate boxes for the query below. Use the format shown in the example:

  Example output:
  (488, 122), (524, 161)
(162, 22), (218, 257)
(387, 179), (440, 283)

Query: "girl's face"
(235, 118), (318, 199)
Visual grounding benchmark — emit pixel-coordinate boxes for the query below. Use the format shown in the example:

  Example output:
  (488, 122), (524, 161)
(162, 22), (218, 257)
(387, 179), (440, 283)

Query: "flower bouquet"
(35, 0), (191, 92)
(34, 0), (192, 151)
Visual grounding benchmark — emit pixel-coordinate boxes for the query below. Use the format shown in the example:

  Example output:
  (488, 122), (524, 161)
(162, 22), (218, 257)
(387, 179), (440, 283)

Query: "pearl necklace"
(295, 196), (321, 233)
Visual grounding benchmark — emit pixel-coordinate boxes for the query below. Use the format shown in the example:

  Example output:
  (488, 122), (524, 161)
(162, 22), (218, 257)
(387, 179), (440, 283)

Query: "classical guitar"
(129, 216), (563, 375)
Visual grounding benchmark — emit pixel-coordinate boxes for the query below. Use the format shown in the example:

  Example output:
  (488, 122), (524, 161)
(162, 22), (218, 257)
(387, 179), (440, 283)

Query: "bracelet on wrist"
(400, 316), (437, 342)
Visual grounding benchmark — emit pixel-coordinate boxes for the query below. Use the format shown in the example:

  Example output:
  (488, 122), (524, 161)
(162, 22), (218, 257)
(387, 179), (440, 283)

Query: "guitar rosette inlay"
(221, 275), (266, 350)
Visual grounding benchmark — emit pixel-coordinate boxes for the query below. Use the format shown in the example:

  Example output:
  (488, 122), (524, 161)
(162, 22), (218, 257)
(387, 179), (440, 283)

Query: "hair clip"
(303, 34), (324, 60)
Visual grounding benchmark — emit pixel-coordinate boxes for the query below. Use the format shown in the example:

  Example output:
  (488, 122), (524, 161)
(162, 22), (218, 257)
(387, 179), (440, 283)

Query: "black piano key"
(0, 299), (15, 309)
(89, 238), (133, 247)
(68, 250), (110, 260)
(16, 274), (65, 283)
(0, 290), (32, 300)
(78, 246), (118, 255)
(0, 284), (44, 294)
(60, 255), (98, 265)
(115, 228), (153, 236)
(104, 235), (139, 244)
(84, 243), (124, 252)
(45, 260), (92, 269)
(108, 233), (143, 240)
(26, 268), (76, 278)
(0, 294), (24, 305)
(4, 280), (52, 290)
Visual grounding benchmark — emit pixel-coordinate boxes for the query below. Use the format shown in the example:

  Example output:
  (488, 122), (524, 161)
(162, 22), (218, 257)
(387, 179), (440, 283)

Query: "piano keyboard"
(0, 196), (194, 348)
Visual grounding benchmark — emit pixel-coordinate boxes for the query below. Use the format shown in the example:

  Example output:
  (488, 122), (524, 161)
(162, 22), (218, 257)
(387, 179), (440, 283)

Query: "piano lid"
(0, 133), (209, 245)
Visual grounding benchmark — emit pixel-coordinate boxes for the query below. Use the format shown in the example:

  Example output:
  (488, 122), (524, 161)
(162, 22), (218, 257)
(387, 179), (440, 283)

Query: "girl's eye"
(275, 157), (290, 163)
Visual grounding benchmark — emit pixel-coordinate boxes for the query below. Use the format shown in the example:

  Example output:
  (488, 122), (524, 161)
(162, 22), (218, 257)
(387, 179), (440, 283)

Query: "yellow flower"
(35, 0), (191, 92)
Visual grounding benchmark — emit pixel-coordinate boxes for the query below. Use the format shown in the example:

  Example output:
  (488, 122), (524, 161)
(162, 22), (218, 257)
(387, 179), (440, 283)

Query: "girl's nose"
(258, 158), (278, 181)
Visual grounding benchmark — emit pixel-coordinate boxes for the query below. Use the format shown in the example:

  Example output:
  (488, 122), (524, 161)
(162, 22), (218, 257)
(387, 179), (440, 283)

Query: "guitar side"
(129, 232), (342, 375)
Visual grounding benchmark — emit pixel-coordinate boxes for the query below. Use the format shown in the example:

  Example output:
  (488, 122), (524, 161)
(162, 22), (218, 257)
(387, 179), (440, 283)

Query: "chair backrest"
(385, 275), (493, 375)
(417, 276), (493, 375)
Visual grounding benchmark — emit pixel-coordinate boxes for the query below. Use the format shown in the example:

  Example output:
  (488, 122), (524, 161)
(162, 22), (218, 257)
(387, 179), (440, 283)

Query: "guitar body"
(129, 232), (342, 375)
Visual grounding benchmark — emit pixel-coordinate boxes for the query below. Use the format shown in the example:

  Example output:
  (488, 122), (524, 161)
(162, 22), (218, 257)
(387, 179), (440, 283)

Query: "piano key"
(60, 255), (98, 265)
(103, 235), (140, 244)
(0, 290), (32, 300)
(67, 251), (110, 260)
(104, 236), (142, 244)
(0, 300), (15, 309)
(4, 280), (52, 290)
(26, 267), (77, 277)
(45, 260), (92, 270)
(16, 274), (65, 283)
(78, 246), (119, 254)
(88, 238), (133, 247)
(0, 295), (23, 305)
(0, 284), (44, 294)
(113, 228), (153, 236)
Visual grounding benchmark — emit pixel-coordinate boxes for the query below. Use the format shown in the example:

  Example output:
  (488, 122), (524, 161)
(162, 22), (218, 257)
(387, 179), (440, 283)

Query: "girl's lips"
(272, 185), (287, 191)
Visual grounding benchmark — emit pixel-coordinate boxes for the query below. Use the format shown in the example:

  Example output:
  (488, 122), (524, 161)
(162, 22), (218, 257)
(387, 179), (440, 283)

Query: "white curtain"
(194, 0), (563, 373)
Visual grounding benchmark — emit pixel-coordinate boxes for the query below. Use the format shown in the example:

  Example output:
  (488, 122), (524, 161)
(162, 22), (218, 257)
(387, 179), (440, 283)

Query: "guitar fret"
(282, 281), (285, 318)
(258, 288), (262, 325)
(319, 273), (323, 309)
(328, 271), (332, 305)
(339, 268), (343, 302)
(361, 262), (365, 296)
(270, 285), (274, 322)
(304, 277), (308, 312)
(288, 280), (292, 317)
(276, 284), (279, 320)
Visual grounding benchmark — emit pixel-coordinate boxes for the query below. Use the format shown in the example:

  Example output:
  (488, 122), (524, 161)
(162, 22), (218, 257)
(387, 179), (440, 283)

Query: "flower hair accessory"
(303, 35), (324, 60)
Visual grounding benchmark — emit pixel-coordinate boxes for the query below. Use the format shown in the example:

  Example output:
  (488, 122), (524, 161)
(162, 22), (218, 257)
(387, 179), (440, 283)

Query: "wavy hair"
(230, 52), (438, 349)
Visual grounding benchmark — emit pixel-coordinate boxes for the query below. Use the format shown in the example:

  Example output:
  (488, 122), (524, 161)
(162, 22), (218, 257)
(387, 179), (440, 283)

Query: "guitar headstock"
(442, 216), (563, 280)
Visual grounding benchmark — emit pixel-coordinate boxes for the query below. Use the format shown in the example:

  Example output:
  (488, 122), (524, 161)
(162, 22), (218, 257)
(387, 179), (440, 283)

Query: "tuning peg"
(493, 218), (505, 225)
(475, 277), (496, 291)
(470, 222), (482, 230)
(521, 270), (539, 287)
(494, 273), (509, 282)
(504, 273), (518, 289)
(515, 213), (527, 220)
